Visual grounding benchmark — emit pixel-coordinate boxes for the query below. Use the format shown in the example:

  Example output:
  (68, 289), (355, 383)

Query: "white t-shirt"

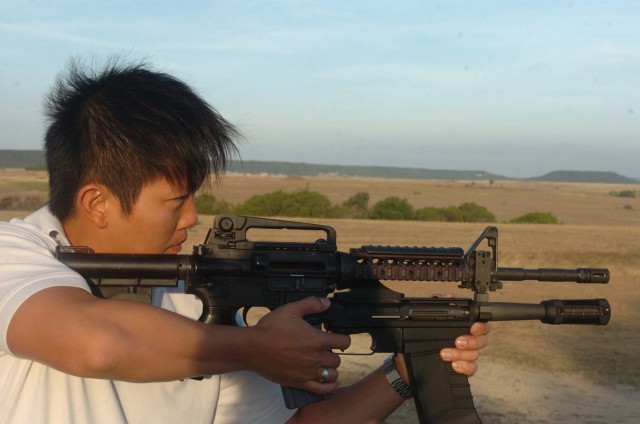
(0, 206), (296, 423)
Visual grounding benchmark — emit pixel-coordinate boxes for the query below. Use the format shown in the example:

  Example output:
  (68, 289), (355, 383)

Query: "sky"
(1, 1), (638, 179)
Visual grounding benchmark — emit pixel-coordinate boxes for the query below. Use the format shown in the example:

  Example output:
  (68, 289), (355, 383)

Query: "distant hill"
(529, 170), (639, 184)
(0, 150), (46, 169)
(1, 150), (638, 184)
(227, 160), (506, 181)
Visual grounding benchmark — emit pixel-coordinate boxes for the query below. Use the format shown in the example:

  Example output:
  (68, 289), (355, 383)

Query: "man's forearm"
(7, 286), (260, 381)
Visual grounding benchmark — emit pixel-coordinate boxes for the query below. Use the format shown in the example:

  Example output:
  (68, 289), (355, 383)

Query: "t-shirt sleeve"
(0, 222), (90, 354)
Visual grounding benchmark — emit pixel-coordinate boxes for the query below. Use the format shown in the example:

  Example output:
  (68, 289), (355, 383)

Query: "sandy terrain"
(383, 361), (640, 423)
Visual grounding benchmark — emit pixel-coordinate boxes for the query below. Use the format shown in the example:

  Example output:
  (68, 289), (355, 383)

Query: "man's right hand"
(247, 297), (351, 394)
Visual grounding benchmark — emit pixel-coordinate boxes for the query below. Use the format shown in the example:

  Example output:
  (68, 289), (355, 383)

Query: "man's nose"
(181, 195), (199, 228)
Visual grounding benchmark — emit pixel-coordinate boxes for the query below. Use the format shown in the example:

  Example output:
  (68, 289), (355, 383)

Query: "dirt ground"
(335, 337), (640, 424)
(384, 361), (640, 423)
(2, 169), (639, 423)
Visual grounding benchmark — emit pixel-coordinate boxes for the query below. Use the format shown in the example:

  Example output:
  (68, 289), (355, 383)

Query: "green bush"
(414, 202), (495, 223)
(439, 206), (465, 222)
(194, 193), (232, 215)
(194, 190), (501, 223)
(414, 206), (444, 221)
(235, 189), (337, 218)
(610, 190), (637, 198)
(458, 202), (496, 223)
(509, 211), (560, 224)
(235, 190), (287, 216)
(368, 196), (414, 220)
(279, 189), (336, 217)
(339, 192), (370, 218)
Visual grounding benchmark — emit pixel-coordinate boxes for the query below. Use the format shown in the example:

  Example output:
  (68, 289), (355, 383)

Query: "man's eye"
(176, 194), (191, 204)
(169, 195), (187, 205)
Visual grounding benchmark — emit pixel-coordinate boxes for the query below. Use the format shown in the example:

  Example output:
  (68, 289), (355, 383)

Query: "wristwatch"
(382, 355), (413, 400)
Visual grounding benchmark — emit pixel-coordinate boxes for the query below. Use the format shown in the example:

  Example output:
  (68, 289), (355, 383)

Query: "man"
(0, 58), (489, 423)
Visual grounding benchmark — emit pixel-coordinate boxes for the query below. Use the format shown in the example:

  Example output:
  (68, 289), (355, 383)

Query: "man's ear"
(76, 184), (110, 228)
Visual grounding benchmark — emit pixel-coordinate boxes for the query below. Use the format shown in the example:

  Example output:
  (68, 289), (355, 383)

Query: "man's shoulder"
(0, 206), (63, 253)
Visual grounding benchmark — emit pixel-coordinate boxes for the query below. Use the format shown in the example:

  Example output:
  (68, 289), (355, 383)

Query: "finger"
(455, 333), (489, 351)
(281, 296), (331, 318)
(470, 321), (491, 336)
(319, 350), (343, 370)
(322, 332), (351, 352)
(316, 366), (339, 384)
(451, 360), (479, 377)
(440, 348), (480, 363)
(303, 379), (341, 395)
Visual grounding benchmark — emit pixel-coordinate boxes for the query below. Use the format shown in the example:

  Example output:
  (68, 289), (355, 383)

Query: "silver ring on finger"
(319, 367), (329, 383)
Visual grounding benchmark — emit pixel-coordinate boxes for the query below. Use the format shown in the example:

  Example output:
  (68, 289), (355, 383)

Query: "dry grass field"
(2, 169), (639, 423)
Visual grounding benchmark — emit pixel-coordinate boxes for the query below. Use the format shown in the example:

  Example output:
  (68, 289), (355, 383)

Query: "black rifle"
(56, 215), (611, 424)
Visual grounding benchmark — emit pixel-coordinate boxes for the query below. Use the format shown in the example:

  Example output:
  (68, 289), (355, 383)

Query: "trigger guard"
(238, 306), (274, 327)
(241, 307), (251, 326)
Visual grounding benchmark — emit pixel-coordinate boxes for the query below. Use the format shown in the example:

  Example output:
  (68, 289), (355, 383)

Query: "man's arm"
(7, 285), (488, 422)
(7, 286), (349, 394)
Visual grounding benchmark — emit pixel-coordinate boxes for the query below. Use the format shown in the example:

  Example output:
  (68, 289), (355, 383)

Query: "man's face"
(103, 177), (198, 254)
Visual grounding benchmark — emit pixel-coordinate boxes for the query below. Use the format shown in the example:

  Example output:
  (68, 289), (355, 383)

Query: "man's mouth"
(165, 239), (186, 254)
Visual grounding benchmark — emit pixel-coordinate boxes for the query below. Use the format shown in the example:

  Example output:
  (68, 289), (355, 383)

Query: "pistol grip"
(405, 341), (482, 424)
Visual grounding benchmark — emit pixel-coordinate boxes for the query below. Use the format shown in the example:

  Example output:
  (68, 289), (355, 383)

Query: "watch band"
(383, 355), (413, 400)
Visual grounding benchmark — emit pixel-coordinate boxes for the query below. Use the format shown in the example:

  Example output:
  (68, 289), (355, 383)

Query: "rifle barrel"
(495, 267), (609, 283)
(488, 299), (611, 325)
